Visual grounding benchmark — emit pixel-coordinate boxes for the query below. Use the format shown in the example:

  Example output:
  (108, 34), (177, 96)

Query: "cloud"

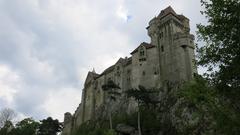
(0, 65), (19, 106)
(0, 0), (206, 121)
(42, 87), (82, 120)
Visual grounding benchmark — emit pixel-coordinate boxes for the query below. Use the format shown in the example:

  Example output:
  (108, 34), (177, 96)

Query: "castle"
(62, 6), (197, 135)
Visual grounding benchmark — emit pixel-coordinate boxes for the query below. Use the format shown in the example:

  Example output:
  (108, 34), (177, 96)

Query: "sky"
(0, 0), (207, 122)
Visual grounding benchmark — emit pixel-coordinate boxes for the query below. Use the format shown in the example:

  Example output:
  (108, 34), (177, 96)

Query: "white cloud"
(0, 65), (20, 106)
(117, 4), (130, 22)
(42, 87), (81, 121)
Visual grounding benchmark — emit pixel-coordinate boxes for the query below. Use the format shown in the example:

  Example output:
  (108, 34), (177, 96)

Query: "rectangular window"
(161, 46), (164, 52)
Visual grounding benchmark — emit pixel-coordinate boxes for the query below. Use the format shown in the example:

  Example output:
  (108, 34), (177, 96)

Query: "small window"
(161, 46), (164, 52)
(139, 58), (146, 61)
(153, 67), (158, 75)
(181, 45), (187, 49)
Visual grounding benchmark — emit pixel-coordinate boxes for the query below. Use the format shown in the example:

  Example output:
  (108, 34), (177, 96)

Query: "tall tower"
(147, 6), (197, 87)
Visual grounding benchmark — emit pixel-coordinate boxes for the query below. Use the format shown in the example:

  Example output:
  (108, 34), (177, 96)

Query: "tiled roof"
(130, 42), (155, 54)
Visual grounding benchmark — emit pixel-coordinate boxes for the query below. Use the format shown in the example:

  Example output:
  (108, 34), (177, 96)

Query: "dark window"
(139, 58), (146, 61)
(139, 47), (145, 57)
(181, 45), (187, 49)
(140, 51), (144, 56)
(161, 46), (164, 52)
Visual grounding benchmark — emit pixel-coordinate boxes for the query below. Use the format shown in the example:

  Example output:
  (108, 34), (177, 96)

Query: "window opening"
(161, 46), (164, 52)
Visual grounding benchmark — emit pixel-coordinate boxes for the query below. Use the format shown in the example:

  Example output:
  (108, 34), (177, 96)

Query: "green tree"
(38, 117), (62, 135)
(13, 118), (39, 135)
(0, 120), (14, 135)
(0, 108), (16, 128)
(179, 75), (240, 134)
(197, 0), (240, 110)
(102, 80), (121, 130)
(126, 86), (159, 135)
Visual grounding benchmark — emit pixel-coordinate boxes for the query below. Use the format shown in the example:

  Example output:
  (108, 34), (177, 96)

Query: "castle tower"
(147, 6), (197, 87)
(62, 112), (73, 135)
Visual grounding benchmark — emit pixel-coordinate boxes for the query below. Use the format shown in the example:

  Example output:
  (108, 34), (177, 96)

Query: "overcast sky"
(0, 0), (206, 122)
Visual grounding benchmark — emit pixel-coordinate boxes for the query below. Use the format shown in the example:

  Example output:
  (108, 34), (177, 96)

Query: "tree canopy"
(197, 0), (240, 107)
(13, 118), (40, 135)
(38, 117), (62, 135)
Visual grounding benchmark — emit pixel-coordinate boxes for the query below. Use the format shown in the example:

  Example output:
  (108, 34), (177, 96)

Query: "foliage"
(0, 117), (40, 135)
(196, 0), (240, 134)
(72, 110), (161, 135)
(140, 107), (161, 135)
(0, 120), (14, 135)
(72, 120), (117, 135)
(112, 112), (137, 128)
(197, 0), (240, 111)
(0, 108), (16, 128)
(125, 86), (159, 108)
(179, 75), (240, 134)
(12, 118), (40, 135)
(38, 117), (62, 135)
(125, 86), (159, 135)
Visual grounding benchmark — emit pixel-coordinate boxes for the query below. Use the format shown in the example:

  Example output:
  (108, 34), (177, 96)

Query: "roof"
(157, 6), (189, 22)
(158, 6), (176, 18)
(130, 42), (155, 54)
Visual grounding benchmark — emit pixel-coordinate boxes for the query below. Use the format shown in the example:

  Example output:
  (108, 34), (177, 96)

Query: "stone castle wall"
(61, 6), (197, 135)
